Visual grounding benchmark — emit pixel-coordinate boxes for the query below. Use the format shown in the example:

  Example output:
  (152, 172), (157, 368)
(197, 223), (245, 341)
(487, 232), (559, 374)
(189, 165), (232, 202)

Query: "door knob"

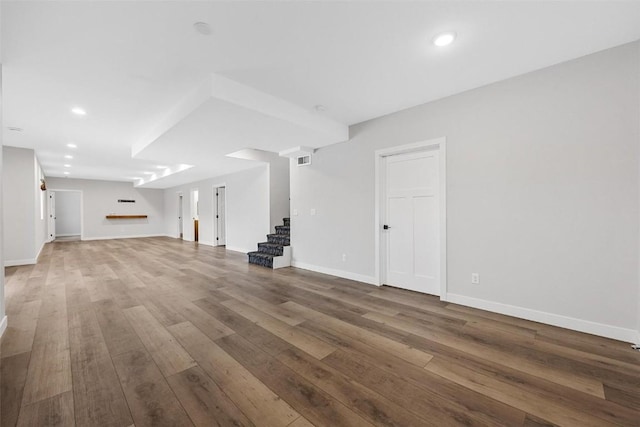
(383, 225), (390, 230)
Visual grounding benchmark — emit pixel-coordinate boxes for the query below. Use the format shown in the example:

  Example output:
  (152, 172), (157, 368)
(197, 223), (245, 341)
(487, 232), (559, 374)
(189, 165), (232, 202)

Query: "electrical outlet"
(471, 273), (480, 284)
(342, 253), (347, 262)
(292, 209), (298, 216)
(310, 208), (316, 216)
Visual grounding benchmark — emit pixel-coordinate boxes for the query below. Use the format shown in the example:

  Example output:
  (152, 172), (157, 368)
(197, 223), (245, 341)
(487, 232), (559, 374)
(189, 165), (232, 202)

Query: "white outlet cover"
(310, 208), (316, 216)
(292, 209), (298, 216)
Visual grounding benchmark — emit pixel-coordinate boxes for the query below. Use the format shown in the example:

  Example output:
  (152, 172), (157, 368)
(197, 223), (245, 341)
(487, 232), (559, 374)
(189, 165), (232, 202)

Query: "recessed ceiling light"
(433, 31), (456, 47)
(64, 164), (71, 168)
(63, 171), (70, 175)
(7, 126), (23, 132)
(67, 143), (77, 148)
(193, 22), (212, 36)
(71, 107), (87, 116)
(314, 105), (327, 112)
(64, 155), (73, 159)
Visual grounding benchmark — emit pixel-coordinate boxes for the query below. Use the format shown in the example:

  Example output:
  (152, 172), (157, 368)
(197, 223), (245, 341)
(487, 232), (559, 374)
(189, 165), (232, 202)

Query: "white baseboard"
(226, 246), (250, 254)
(56, 233), (80, 237)
(0, 315), (7, 339)
(446, 293), (638, 343)
(81, 234), (166, 241)
(291, 261), (378, 285)
(4, 258), (37, 267)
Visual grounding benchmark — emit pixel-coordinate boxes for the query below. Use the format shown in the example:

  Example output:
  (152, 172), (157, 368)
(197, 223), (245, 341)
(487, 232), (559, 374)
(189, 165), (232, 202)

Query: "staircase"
(248, 218), (291, 269)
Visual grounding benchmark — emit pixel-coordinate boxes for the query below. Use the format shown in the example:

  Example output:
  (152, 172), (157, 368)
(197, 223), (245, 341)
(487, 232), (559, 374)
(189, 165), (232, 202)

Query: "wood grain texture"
(1, 237), (639, 426)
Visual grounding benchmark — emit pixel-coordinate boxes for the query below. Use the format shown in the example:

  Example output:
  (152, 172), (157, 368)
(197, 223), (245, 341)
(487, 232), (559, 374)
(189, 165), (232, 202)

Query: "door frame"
(48, 189), (84, 241)
(177, 192), (184, 239)
(374, 137), (447, 300)
(212, 183), (227, 246)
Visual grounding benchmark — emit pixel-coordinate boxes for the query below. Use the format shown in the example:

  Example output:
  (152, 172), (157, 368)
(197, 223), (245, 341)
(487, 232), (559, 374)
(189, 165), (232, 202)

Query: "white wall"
(291, 42), (640, 341)
(0, 59), (6, 336)
(54, 191), (81, 236)
(3, 147), (36, 265)
(47, 178), (165, 240)
(164, 165), (270, 253)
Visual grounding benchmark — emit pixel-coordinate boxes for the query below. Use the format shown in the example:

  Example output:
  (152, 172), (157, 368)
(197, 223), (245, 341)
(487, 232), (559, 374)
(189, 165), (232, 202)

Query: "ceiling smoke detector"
(193, 22), (212, 36)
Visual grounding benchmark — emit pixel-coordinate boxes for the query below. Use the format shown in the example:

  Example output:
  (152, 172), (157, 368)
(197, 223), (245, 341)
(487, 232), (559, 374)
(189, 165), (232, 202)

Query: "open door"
(48, 191), (56, 241)
(214, 186), (226, 246)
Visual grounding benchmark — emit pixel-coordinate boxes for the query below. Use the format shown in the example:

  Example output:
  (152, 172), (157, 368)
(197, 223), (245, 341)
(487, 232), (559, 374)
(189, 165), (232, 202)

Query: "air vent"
(297, 155), (311, 166)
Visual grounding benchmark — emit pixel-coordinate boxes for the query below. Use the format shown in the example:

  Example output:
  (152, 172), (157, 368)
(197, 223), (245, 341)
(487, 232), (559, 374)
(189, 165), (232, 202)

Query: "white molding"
(447, 293), (638, 343)
(5, 258), (37, 267)
(55, 233), (80, 237)
(291, 261), (378, 286)
(0, 316), (7, 339)
(35, 240), (46, 262)
(198, 240), (216, 247)
(374, 137), (447, 298)
(81, 234), (166, 241)
(226, 246), (250, 254)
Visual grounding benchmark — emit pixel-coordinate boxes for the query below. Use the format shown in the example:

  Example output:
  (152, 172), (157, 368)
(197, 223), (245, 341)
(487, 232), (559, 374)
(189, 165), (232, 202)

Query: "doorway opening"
(177, 193), (184, 239)
(191, 189), (199, 242)
(49, 190), (82, 242)
(213, 186), (226, 246)
(375, 138), (447, 298)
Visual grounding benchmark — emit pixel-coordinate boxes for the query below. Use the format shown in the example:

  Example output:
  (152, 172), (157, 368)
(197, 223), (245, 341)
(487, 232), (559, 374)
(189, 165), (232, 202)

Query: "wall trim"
(35, 240), (46, 261)
(291, 261), (378, 286)
(447, 293), (638, 343)
(5, 258), (37, 267)
(225, 246), (250, 254)
(81, 234), (166, 241)
(0, 316), (7, 339)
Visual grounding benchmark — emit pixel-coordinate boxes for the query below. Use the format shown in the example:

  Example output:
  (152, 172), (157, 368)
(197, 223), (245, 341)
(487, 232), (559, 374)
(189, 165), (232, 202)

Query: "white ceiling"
(3, 1), (640, 188)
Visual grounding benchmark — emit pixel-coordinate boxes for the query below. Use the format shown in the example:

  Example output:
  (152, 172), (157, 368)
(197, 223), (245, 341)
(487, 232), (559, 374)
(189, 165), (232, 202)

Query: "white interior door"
(216, 187), (226, 246)
(384, 150), (440, 295)
(48, 191), (56, 241)
(178, 194), (183, 239)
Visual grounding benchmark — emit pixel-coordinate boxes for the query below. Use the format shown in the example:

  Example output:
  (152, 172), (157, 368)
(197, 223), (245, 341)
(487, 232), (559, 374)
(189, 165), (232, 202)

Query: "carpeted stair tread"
(267, 234), (290, 245)
(257, 242), (284, 256)
(275, 225), (290, 235)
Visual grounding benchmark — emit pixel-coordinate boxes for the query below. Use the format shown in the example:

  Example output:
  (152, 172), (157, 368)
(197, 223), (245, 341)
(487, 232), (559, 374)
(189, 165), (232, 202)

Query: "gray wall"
(0, 59), (5, 333)
(3, 146), (36, 264)
(164, 165), (270, 253)
(291, 42), (640, 338)
(54, 191), (81, 236)
(47, 178), (165, 240)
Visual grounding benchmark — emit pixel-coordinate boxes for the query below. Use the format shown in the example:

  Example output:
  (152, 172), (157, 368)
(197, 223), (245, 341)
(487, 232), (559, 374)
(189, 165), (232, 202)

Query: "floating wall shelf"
(105, 215), (148, 219)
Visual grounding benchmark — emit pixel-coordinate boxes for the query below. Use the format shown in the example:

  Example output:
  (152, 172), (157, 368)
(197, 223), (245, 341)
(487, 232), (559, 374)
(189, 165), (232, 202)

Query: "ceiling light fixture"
(193, 22), (212, 36)
(433, 31), (456, 47)
(63, 171), (70, 175)
(67, 143), (77, 148)
(64, 155), (73, 159)
(71, 107), (87, 116)
(64, 164), (71, 168)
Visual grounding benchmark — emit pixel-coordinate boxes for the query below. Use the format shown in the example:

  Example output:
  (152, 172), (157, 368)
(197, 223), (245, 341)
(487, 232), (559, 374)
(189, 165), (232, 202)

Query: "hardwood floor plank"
(68, 308), (134, 427)
(222, 299), (336, 359)
(123, 305), (196, 376)
(93, 299), (146, 357)
(363, 311), (605, 397)
(16, 391), (75, 427)
(425, 357), (619, 427)
(217, 333), (375, 427)
(219, 286), (306, 326)
(1, 352), (31, 427)
(20, 314), (72, 405)
(167, 365), (255, 427)
(0, 300), (42, 358)
(112, 349), (194, 427)
(167, 321), (300, 426)
(281, 301), (433, 367)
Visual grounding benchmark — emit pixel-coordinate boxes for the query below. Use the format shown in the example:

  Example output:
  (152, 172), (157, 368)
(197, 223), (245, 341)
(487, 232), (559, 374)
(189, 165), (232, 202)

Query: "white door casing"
(216, 187), (226, 246)
(48, 191), (56, 241)
(375, 137), (447, 298)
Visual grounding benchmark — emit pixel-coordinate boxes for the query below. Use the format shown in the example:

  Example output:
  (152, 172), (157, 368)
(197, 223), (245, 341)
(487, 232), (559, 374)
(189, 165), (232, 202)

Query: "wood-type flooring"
(1, 237), (639, 426)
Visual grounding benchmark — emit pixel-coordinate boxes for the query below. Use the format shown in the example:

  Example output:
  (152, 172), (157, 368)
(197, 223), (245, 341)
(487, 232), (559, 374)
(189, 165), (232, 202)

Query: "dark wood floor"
(1, 237), (639, 426)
